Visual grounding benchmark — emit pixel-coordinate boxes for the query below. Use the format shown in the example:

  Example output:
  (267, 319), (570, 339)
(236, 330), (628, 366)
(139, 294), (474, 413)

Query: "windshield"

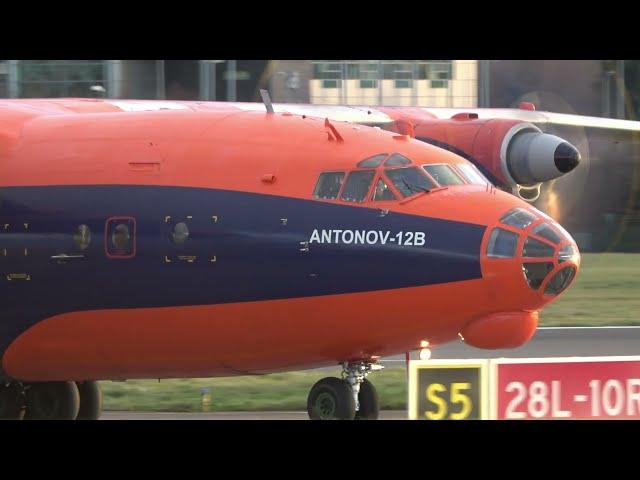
(457, 163), (491, 186)
(385, 167), (436, 197)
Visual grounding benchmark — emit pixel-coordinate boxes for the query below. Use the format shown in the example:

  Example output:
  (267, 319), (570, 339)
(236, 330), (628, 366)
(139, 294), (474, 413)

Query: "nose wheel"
(307, 361), (382, 420)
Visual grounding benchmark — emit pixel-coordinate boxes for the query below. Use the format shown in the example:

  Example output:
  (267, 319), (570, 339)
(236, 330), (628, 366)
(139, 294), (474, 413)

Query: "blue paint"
(0, 185), (486, 355)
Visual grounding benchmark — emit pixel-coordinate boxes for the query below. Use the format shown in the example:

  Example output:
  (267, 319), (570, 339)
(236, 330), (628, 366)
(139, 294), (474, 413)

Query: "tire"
(307, 377), (356, 420)
(76, 381), (103, 420)
(0, 382), (25, 420)
(25, 382), (80, 420)
(355, 379), (379, 420)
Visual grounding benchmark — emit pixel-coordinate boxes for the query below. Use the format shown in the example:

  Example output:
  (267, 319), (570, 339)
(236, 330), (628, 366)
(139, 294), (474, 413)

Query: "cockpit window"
(384, 153), (412, 167)
(544, 266), (576, 295)
(385, 167), (435, 197)
(523, 237), (555, 258)
(423, 164), (464, 186)
(558, 244), (576, 263)
(340, 170), (375, 203)
(457, 163), (490, 185)
(357, 154), (388, 168)
(313, 172), (345, 200)
(501, 208), (536, 229)
(373, 178), (397, 201)
(532, 223), (562, 244)
(487, 228), (519, 258)
(523, 262), (554, 289)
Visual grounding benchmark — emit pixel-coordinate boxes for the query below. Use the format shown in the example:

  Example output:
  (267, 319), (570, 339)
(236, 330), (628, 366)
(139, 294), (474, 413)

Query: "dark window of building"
(313, 172), (345, 200)
(487, 228), (519, 258)
(385, 167), (435, 197)
(340, 171), (375, 203)
(18, 60), (106, 98)
(423, 164), (464, 186)
(373, 179), (397, 201)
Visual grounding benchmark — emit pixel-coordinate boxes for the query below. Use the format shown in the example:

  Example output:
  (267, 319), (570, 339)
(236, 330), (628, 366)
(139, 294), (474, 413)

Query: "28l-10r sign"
(492, 357), (640, 420)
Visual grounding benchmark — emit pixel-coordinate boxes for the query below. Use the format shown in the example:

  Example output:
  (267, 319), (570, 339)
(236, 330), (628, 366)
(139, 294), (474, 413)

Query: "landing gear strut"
(307, 361), (383, 420)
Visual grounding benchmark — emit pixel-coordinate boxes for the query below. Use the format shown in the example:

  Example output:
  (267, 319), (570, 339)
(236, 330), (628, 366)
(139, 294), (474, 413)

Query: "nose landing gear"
(307, 361), (383, 420)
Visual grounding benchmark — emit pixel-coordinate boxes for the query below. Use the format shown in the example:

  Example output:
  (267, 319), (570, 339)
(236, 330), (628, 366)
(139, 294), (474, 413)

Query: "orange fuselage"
(0, 99), (579, 382)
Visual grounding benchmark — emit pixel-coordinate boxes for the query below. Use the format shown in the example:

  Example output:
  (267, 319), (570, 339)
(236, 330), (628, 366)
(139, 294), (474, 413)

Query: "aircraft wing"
(418, 108), (640, 132)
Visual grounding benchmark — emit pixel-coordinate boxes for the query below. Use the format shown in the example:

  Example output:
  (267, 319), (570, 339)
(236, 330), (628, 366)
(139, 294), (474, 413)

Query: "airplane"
(0, 95), (633, 421)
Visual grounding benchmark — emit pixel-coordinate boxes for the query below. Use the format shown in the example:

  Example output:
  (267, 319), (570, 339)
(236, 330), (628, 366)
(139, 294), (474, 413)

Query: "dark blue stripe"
(0, 185), (486, 354)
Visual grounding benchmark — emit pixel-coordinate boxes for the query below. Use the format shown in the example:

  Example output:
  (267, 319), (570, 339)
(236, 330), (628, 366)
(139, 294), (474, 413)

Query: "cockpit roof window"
(384, 153), (412, 167)
(501, 208), (536, 230)
(457, 163), (490, 186)
(357, 154), (388, 168)
(532, 223), (562, 244)
(423, 164), (465, 186)
(384, 167), (436, 197)
(313, 171), (345, 200)
(340, 170), (376, 203)
(523, 237), (555, 258)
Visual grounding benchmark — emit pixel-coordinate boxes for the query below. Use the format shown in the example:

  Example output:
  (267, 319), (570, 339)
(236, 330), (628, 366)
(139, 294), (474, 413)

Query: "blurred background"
(1, 59), (639, 253)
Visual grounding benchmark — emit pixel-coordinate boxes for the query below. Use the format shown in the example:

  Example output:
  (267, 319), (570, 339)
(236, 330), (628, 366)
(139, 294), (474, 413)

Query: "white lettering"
(379, 231), (390, 245)
(321, 230), (332, 243)
(342, 230), (354, 244)
(310, 229), (321, 244)
(414, 231), (426, 246)
(627, 379), (640, 416)
(354, 230), (366, 244)
(366, 231), (379, 244)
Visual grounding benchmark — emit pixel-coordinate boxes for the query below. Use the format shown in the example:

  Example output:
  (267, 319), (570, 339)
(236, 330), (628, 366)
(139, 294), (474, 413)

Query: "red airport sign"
(491, 357), (640, 420)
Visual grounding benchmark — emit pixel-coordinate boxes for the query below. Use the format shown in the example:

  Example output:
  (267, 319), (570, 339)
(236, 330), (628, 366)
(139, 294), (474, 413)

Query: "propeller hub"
(554, 142), (581, 173)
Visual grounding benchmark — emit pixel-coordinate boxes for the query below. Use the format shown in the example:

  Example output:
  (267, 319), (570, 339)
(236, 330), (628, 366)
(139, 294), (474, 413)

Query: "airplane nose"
(554, 142), (581, 173)
(460, 200), (582, 350)
(462, 207), (580, 349)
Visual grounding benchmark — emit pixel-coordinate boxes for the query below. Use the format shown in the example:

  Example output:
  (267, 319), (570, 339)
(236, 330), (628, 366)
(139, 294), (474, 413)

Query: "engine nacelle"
(500, 122), (581, 187)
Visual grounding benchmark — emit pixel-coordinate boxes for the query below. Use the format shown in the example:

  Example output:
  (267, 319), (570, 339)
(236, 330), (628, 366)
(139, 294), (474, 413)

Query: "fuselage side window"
(423, 164), (465, 186)
(313, 172), (345, 200)
(373, 178), (397, 201)
(384, 167), (436, 197)
(340, 170), (376, 203)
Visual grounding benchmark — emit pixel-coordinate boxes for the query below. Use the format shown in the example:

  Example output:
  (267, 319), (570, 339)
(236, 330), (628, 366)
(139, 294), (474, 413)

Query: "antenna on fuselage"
(260, 89), (275, 114)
